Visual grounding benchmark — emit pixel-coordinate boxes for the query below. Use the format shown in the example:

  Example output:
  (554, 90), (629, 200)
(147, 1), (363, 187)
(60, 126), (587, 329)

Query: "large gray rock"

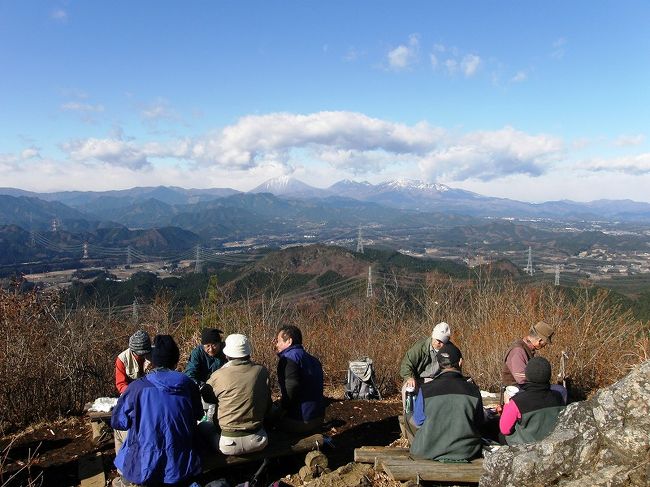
(481, 360), (650, 487)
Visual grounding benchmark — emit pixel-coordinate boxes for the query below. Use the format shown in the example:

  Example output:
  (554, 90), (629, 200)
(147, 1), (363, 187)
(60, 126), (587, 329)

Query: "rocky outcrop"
(303, 462), (374, 487)
(481, 360), (650, 487)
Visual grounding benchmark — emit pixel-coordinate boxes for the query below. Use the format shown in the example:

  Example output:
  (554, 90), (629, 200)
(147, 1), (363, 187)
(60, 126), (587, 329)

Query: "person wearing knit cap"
(399, 322), (459, 413)
(111, 335), (203, 487)
(409, 343), (484, 461)
(499, 356), (565, 445)
(113, 330), (152, 460)
(115, 330), (152, 395)
(184, 328), (226, 386)
(198, 333), (272, 456)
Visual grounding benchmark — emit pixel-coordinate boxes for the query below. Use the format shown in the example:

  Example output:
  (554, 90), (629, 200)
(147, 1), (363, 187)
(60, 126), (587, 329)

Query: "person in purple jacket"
(274, 325), (325, 434)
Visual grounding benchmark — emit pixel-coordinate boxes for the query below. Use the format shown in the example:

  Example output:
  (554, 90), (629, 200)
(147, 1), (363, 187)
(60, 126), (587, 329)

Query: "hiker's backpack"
(344, 357), (381, 400)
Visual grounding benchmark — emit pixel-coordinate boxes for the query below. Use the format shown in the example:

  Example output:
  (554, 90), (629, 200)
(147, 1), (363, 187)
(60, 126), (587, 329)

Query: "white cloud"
(461, 54), (481, 77)
(21, 148), (41, 159)
(511, 71), (527, 83)
(387, 34), (419, 71)
(614, 134), (646, 147)
(61, 137), (152, 170)
(140, 98), (177, 123)
(419, 126), (564, 181)
(444, 59), (458, 75)
(0, 147), (42, 173)
(579, 153), (650, 175)
(48, 112), (570, 184)
(61, 102), (105, 113)
(191, 111), (444, 170)
(571, 137), (591, 150)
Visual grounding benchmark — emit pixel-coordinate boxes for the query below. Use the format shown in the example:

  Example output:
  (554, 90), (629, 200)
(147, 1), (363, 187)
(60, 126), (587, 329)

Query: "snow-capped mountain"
(245, 177), (650, 219)
(249, 176), (329, 198)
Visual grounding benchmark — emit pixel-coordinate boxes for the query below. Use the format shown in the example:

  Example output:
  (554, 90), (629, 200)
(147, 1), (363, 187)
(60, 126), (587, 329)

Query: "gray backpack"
(344, 357), (381, 400)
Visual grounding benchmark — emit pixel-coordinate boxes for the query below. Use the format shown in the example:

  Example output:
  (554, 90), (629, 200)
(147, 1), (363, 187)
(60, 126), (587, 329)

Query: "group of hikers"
(111, 325), (324, 487)
(109, 320), (566, 487)
(400, 320), (566, 461)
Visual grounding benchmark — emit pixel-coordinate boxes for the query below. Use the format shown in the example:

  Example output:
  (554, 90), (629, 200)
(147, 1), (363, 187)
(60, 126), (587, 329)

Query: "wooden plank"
(78, 452), (105, 487)
(354, 446), (410, 463)
(381, 457), (483, 483)
(202, 433), (324, 471)
(87, 411), (112, 421)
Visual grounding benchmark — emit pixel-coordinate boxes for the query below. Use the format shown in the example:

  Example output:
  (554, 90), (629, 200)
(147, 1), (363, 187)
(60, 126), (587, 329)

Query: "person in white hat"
(198, 334), (271, 455)
(400, 322), (455, 391)
(399, 322), (460, 412)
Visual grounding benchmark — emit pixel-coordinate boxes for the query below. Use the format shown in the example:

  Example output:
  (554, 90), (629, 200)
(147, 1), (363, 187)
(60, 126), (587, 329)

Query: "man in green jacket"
(410, 343), (484, 461)
(400, 322), (456, 408)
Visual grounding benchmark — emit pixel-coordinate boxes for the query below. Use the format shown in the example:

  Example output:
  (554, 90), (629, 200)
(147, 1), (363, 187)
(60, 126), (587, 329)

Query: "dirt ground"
(0, 395), (403, 487)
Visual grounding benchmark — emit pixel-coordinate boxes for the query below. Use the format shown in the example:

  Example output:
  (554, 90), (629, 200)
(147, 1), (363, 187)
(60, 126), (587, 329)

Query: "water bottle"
(405, 385), (415, 414)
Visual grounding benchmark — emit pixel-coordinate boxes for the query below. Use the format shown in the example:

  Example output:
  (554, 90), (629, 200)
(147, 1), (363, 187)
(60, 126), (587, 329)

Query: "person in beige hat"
(198, 334), (271, 455)
(502, 321), (555, 387)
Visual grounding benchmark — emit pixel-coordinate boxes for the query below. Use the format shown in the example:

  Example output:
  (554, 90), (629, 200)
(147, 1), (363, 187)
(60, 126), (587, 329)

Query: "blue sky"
(1, 1), (649, 202)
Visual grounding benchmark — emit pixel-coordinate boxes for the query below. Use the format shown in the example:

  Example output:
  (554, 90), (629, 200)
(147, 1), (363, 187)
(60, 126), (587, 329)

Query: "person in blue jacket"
(111, 335), (203, 487)
(274, 324), (325, 433)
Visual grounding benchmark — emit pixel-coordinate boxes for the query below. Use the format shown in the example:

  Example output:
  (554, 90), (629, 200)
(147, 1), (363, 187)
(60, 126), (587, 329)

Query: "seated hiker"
(199, 333), (272, 455)
(501, 321), (567, 404)
(111, 335), (203, 487)
(499, 356), (565, 445)
(400, 322), (457, 411)
(274, 324), (325, 434)
(409, 343), (484, 461)
(184, 327), (226, 419)
(502, 321), (554, 387)
(115, 329), (152, 394)
(400, 339), (464, 444)
(113, 330), (152, 456)
(185, 327), (226, 385)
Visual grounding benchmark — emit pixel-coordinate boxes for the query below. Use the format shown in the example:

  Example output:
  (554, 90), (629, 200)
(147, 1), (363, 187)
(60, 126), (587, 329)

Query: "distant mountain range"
(250, 177), (650, 221)
(3, 178), (650, 222)
(2, 178), (650, 246)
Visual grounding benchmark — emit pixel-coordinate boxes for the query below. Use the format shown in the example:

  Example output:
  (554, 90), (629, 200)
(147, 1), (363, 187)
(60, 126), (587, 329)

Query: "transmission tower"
(555, 265), (560, 286)
(366, 266), (373, 298)
(524, 246), (534, 276)
(82, 242), (89, 259)
(127, 245), (133, 266)
(30, 229), (35, 247)
(194, 244), (202, 273)
(356, 227), (364, 254)
(132, 299), (138, 323)
(51, 218), (58, 232)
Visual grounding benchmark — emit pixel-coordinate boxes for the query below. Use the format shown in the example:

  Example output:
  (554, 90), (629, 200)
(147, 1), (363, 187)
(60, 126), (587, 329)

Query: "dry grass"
(1, 273), (647, 434)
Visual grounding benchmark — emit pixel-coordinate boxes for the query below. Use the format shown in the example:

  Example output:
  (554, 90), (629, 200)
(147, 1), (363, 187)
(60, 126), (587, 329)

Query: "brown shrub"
(0, 273), (647, 433)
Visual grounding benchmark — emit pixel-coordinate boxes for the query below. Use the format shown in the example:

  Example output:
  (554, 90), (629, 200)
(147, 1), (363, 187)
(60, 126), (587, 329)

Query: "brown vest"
(501, 338), (534, 386)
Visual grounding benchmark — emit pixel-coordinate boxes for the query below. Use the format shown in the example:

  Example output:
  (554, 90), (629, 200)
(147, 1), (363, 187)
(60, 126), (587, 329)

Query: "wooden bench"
(354, 446), (483, 483)
(202, 433), (324, 471)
